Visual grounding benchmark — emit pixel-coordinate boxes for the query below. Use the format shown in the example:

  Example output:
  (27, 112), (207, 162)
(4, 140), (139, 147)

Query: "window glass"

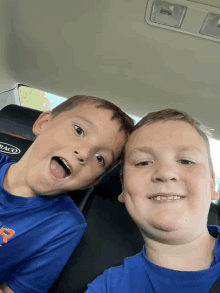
(19, 86), (66, 112)
(18, 85), (220, 199)
(128, 115), (141, 125)
(210, 138), (220, 194)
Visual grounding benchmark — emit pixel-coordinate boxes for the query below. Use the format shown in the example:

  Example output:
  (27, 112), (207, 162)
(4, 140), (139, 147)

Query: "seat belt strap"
(209, 276), (220, 293)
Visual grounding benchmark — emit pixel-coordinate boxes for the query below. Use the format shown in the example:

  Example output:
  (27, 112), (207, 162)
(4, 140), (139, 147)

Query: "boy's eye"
(74, 125), (105, 166)
(95, 153), (105, 166)
(74, 125), (84, 136)
(135, 160), (195, 167)
(178, 159), (195, 165)
(135, 161), (152, 167)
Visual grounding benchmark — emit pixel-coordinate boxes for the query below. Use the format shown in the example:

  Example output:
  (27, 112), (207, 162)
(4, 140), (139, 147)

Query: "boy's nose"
(154, 176), (177, 182)
(74, 151), (84, 163)
(74, 150), (86, 163)
(152, 164), (179, 182)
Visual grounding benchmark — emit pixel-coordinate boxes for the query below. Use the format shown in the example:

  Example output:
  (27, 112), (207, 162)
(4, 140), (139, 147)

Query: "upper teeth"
(151, 195), (181, 201)
(59, 158), (71, 172)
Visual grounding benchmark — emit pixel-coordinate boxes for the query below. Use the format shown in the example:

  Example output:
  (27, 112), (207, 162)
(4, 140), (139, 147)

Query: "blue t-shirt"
(86, 226), (220, 293)
(0, 152), (87, 293)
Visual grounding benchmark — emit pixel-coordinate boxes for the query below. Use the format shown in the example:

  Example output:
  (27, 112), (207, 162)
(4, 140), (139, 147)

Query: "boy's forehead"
(125, 120), (206, 153)
(64, 103), (113, 119)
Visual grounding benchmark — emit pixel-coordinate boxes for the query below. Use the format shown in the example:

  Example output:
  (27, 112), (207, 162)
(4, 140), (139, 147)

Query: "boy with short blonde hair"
(0, 95), (134, 293)
(86, 108), (220, 293)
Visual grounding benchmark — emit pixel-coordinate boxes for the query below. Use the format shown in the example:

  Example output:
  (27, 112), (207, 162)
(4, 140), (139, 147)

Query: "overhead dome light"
(150, 0), (187, 28)
(145, 0), (220, 42)
(200, 12), (220, 39)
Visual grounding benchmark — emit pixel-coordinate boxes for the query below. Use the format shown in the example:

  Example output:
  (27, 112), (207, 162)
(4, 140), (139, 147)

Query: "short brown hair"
(50, 95), (135, 169)
(121, 108), (215, 175)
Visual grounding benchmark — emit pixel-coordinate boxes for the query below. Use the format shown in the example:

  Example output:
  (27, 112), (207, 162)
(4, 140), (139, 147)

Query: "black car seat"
(0, 104), (219, 293)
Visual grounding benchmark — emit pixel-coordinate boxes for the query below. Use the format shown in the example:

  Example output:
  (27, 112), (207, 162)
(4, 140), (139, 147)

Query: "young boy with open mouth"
(0, 95), (134, 293)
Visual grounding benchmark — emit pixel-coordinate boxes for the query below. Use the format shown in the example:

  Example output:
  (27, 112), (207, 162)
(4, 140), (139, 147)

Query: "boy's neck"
(144, 228), (217, 272)
(3, 161), (35, 198)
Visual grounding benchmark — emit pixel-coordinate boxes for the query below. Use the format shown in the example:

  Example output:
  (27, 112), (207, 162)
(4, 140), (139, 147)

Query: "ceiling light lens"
(150, 0), (187, 28)
(200, 13), (220, 39)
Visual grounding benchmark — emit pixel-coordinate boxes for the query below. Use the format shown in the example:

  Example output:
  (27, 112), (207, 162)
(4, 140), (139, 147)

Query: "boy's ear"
(210, 172), (219, 201)
(32, 111), (52, 136)
(118, 192), (125, 203)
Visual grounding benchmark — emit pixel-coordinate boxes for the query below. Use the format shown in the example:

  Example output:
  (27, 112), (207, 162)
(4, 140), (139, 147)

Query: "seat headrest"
(94, 163), (123, 199)
(0, 104), (42, 141)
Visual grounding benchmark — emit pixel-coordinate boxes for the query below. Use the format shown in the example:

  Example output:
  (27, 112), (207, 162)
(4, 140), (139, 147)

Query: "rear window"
(19, 85), (66, 112)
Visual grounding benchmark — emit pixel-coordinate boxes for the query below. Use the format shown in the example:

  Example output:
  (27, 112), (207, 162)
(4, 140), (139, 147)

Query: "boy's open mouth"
(50, 157), (72, 179)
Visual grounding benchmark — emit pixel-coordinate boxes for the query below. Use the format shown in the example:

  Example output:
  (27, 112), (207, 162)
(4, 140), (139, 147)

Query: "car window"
(19, 85), (66, 112)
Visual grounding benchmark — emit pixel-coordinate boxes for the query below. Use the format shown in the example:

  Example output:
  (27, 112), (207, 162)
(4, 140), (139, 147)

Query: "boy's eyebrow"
(75, 116), (96, 131)
(177, 145), (203, 154)
(128, 145), (203, 157)
(75, 116), (116, 163)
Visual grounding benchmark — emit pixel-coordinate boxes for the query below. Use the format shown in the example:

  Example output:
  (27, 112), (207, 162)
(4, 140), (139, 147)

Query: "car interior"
(0, 0), (220, 292)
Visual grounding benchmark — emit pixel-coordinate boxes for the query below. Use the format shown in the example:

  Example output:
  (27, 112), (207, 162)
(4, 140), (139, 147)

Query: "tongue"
(50, 158), (66, 179)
